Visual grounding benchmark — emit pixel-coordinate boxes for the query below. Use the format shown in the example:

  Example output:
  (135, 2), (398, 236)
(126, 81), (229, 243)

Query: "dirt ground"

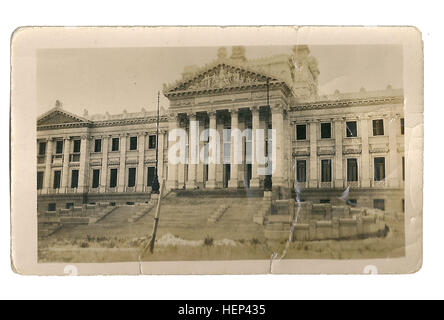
(38, 213), (405, 263)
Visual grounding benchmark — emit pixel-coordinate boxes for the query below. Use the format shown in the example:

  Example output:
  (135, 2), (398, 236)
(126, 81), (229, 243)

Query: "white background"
(1, 0), (442, 299)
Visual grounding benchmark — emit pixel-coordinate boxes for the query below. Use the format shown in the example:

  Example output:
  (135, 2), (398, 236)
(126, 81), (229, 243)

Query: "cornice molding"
(292, 96), (403, 112)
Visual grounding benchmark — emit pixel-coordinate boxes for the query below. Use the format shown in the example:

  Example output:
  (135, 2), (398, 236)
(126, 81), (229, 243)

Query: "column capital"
(81, 135), (89, 140)
(333, 117), (345, 122)
(167, 112), (180, 121)
(250, 105), (260, 113)
(229, 108), (239, 115)
(207, 110), (217, 118)
(270, 104), (284, 114)
(188, 112), (197, 120)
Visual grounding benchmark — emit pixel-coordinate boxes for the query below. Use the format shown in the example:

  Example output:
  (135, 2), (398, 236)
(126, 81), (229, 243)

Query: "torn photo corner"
(10, 26), (423, 275)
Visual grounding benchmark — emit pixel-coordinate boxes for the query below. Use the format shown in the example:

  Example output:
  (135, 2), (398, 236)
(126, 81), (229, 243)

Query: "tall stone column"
(117, 134), (127, 192)
(61, 137), (71, 193)
(308, 120), (318, 188)
(334, 118), (344, 188)
(42, 138), (53, 194)
(271, 105), (285, 187)
(388, 113), (400, 187)
(250, 106), (261, 188)
(100, 135), (109, 193)
(166, 114), (179, 190)
(228, 109), (240, 188)
(136, 132), (146, 192)
(360, 116), (370, 187)
(186, 113), (198, 189)
(78, 135), (90, 193)
(196, 119), (205, 185)
(206, 111), (218, 189)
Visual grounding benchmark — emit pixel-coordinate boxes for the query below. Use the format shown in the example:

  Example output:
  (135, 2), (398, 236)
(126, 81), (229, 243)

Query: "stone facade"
(37, 45), (405, 214)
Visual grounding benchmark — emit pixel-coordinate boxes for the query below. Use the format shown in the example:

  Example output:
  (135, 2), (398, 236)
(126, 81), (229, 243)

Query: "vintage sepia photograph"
(10, 27), (423, 274)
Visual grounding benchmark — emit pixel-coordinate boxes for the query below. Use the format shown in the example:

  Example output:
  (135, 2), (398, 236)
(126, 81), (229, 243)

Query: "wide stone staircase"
(43, 189), (266, 242)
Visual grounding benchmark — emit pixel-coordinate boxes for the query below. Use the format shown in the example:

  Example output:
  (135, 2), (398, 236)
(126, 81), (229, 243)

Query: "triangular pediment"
(165, 62), (286, 95)
(37, 108), (89, 126)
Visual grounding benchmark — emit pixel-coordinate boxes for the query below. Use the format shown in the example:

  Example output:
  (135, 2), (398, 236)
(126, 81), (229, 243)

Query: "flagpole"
(151, 91), (160, 194)
(264, 78), (272, 191)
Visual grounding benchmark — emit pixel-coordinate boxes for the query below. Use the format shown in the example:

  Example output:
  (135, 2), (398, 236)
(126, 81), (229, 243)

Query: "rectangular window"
(55, 140), (64, 154)
(129, 136), (138, 150)
(374, 157), (386, 181)
(71, 170), (79, 188)
(372, 119), (384, 136)
(147, 166), (156, 186)
(400, 118), (405, 135)
(321, 159), (332, 182)
(112, 137), (119, 151)
(73, 139), (81, 153)
(373, 199), (385, 211)
(347, 158), (358, 181)
(320, 123), (331, 139)
(320, 199), (330, 204)
(53, 170), (61, 189)
(94, 139), (102, 152)
(47, 203), (56, 211)
(66, 203), (74, 209)
(37, 172), (44, 190)
(148, 135), (157, 149)
(92, 169), (100, 188)
(296, 160), (306, 182)
(346, 121), (357, 138)
(38, 142), (46, 155)
(402, 156), (405, 181)
(296, 124), (307, 140)
(128, 168), (136, 187)
(109, 168), (118, 188)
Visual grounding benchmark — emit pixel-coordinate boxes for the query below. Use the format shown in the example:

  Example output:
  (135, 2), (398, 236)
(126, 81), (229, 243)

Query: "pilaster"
(100, 135), (109, 193)
(333, 118), (344, 188)
(117, 133), (127, 192)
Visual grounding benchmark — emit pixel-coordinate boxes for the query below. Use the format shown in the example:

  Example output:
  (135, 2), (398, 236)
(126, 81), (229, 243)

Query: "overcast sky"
(37, 45), (403, 116)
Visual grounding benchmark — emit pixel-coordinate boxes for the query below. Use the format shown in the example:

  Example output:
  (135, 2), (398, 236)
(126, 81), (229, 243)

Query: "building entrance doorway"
(223, 164), (230, 188)
(245, 164), (252, 188)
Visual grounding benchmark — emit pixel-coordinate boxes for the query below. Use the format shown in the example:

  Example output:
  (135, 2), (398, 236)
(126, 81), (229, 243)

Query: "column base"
(228, 179), (240, 188)
(166, 180), (178, 190)
(117, 186), (125, 193)
(249, 178), (260, 188)
(271, 176), (285, 187)
(360, 179), (371, 188)
(388, 179), (400, 188)
(136, 185), (145, 192)
(205, 180), (218, 189)
(185, 180), (197, 189)
(334, 179), (344, 188)
(308, 180), (318, 188)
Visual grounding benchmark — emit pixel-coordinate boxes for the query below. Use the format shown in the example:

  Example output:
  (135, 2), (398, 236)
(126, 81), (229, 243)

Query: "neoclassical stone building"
(37, 45), (405, 213)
